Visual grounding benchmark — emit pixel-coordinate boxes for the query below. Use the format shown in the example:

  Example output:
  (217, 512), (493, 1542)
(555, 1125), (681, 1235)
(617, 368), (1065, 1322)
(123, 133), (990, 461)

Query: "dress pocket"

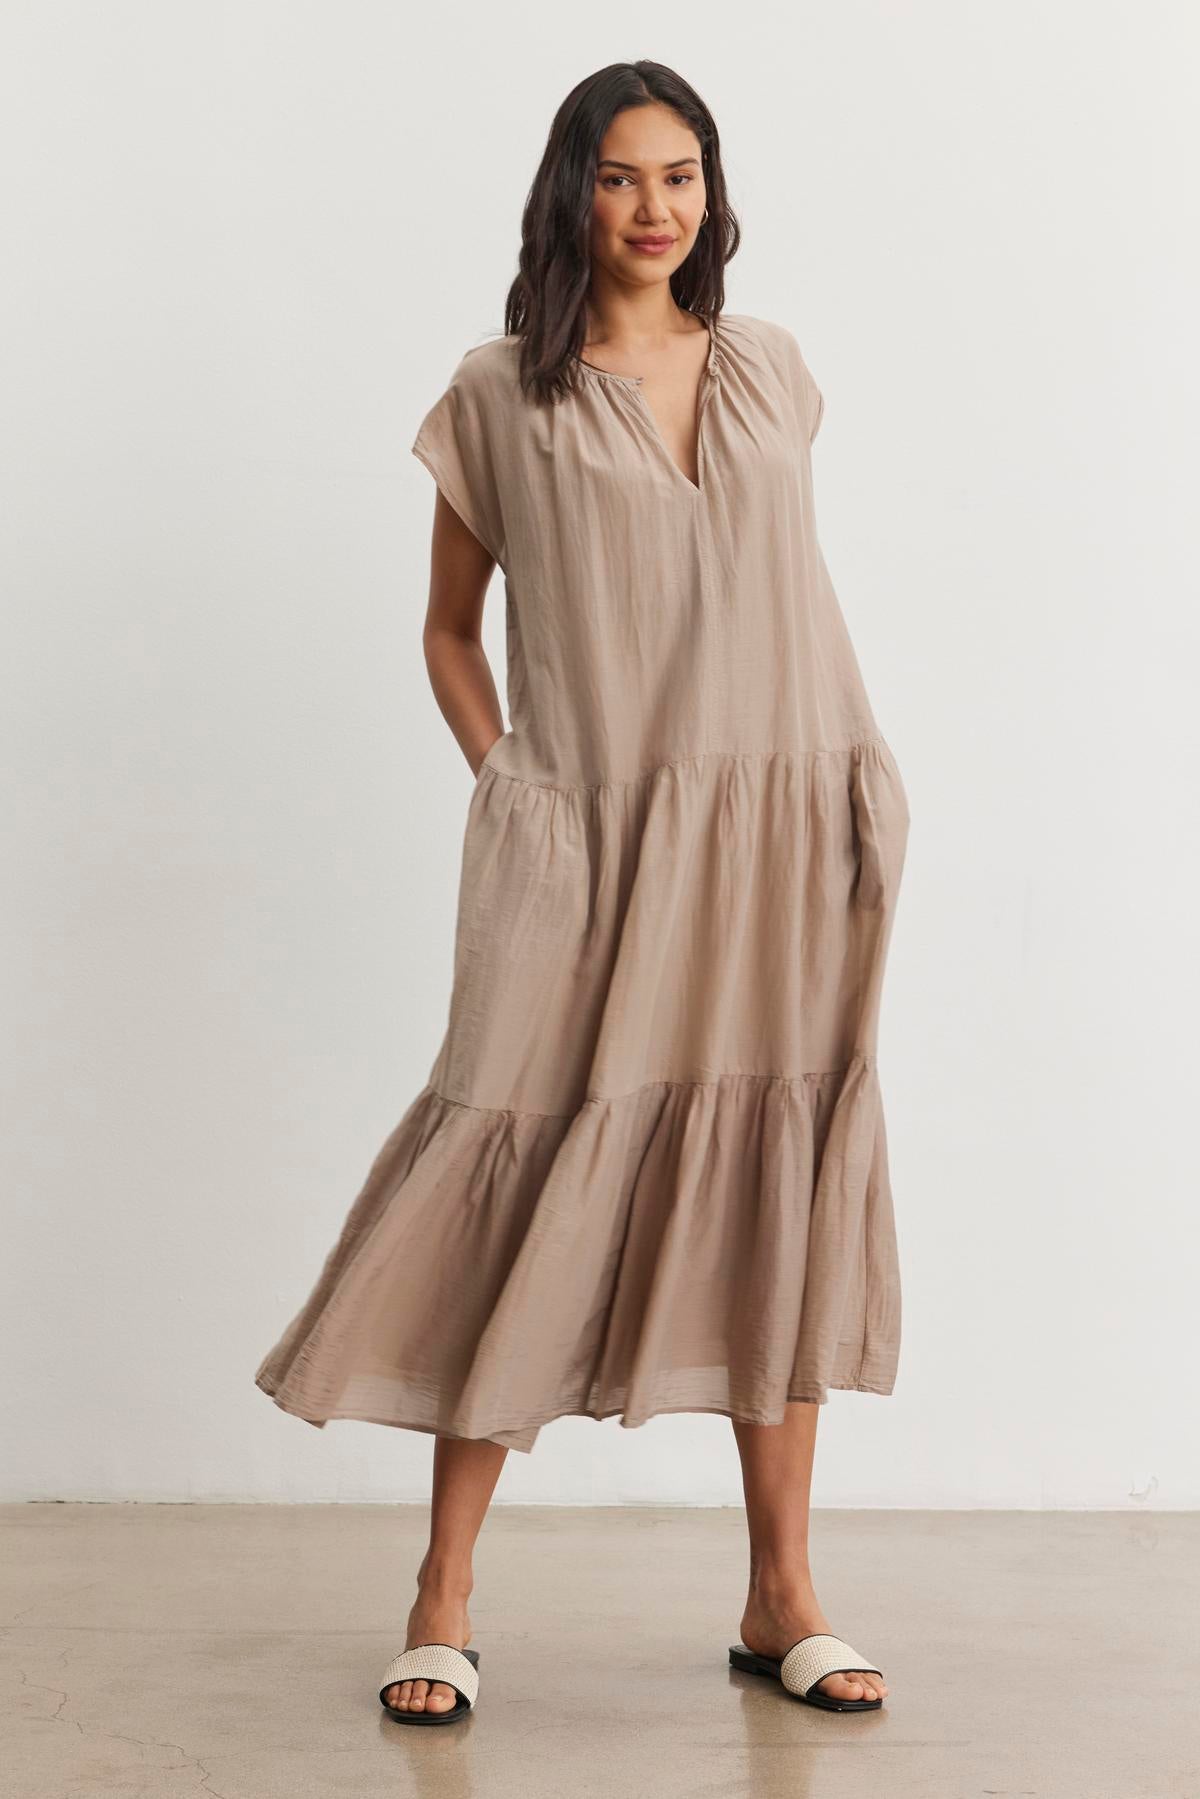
(467, 730), (510, 795)
(850, 739), (910, 913)
(473, 728), (512, 789)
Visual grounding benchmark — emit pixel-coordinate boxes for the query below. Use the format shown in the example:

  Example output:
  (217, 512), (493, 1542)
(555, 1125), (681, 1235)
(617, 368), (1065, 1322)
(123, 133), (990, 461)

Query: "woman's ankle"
(416, 1551), (474, 1598)
(746, 1557), (816, 1602)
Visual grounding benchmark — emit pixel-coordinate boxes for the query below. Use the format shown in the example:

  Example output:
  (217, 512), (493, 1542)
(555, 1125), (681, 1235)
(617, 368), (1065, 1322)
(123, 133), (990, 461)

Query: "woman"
(255, 59), (910, 1725)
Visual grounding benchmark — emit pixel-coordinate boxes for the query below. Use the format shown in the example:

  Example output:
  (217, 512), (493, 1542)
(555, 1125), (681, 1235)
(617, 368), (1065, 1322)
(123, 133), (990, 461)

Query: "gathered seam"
(481, 737), (888, 796)
(427, 1055), (876, 1122)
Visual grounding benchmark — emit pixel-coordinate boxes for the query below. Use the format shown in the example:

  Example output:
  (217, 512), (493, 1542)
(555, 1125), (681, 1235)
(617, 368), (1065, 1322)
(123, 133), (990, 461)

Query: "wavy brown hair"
(504, 61), (741, 406)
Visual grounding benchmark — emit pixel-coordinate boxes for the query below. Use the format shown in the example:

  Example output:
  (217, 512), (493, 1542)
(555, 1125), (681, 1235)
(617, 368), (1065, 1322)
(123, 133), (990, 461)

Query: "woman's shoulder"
(717, 311), (806, 359)
(445, 332), (521, 390)
(717, 313), (824, 439)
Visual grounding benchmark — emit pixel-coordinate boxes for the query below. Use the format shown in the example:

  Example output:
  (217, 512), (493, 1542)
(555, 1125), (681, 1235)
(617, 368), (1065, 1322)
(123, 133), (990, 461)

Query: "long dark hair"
(504, 61), (741, 406)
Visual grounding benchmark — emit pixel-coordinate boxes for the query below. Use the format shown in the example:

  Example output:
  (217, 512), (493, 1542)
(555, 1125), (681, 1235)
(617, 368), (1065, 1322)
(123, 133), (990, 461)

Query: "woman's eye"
(600, 172), (692, 188)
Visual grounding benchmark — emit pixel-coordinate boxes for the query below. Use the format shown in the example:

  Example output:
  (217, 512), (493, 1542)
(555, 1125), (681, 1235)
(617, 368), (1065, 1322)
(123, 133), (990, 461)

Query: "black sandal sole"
(728, 1644), (883, 1711)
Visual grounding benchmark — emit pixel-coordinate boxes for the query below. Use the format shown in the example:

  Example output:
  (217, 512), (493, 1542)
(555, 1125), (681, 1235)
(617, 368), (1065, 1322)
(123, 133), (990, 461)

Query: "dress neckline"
(573, 314), (722, 495)
(573, 313), (721, 387)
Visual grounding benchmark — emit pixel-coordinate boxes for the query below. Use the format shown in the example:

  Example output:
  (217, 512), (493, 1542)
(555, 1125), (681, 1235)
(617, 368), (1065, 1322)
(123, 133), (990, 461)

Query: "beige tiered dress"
(254, 312), (911, 1453)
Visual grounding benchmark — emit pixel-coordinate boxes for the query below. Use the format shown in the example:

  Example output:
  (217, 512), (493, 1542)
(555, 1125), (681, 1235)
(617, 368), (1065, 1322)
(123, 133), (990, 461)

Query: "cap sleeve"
(807, 371), (825, 442)
(775, 325), (825, 444)
(411, 350), (506, 566)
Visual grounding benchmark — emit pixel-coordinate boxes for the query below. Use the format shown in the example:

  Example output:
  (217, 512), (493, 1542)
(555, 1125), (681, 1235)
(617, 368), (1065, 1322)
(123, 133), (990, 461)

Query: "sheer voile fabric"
(254, 312), (911, 1453)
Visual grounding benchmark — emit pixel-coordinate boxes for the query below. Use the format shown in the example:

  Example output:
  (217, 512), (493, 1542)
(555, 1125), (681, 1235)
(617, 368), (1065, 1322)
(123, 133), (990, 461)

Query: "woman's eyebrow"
(597, 156), (701, 171)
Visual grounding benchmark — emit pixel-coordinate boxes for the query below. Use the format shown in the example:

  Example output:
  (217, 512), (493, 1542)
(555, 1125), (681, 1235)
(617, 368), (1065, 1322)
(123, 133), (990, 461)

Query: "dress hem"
(254, 1369), (898, 1457)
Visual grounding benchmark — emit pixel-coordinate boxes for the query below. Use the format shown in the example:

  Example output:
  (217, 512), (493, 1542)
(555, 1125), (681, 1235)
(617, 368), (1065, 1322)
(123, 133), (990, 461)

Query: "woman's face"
(588, 102), (707, 290)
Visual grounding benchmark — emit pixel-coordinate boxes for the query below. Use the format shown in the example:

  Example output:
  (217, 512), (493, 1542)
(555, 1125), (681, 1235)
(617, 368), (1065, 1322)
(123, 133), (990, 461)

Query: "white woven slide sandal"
(378, 1642), (481, 1725)
(728, 1632), (884, 1711)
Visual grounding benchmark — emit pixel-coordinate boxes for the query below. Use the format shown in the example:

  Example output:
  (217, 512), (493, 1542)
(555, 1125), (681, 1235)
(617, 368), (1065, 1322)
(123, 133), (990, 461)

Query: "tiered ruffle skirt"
(255, 737), (909, 1452)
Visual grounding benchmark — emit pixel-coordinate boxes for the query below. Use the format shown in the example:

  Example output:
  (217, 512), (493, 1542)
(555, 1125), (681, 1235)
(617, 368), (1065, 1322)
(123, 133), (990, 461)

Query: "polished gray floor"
(3, 1502), (1196, 1798)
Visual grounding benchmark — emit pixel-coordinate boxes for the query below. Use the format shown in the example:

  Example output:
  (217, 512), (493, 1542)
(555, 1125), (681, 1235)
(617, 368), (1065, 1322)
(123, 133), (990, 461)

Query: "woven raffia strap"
(779, 1633), (881, 1699)
(379, 1643), (478, 1708)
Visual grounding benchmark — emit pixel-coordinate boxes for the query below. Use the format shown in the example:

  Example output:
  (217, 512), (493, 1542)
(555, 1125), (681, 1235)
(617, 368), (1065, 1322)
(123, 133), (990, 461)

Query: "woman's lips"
(626, 236), (675, 255)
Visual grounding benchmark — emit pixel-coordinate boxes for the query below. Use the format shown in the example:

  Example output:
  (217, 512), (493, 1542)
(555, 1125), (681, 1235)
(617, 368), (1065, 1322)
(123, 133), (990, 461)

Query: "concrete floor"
(2, 1502), (1197, 1799)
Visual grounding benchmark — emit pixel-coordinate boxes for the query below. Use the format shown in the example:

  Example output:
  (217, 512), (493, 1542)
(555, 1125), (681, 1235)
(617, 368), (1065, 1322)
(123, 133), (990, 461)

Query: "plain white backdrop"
(2, 3), (1197, 1508)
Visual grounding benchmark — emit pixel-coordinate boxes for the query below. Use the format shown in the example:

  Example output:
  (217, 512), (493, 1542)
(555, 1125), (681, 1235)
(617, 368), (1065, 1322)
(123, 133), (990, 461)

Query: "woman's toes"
(842, 1672), (886, 1703)
(818, 1672), (872, 1701)
(383, 1672), (461, 1713)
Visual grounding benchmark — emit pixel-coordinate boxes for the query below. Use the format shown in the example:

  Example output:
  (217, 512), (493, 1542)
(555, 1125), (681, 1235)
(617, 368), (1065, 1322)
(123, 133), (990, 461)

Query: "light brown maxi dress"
(254, 311), (910, 1454)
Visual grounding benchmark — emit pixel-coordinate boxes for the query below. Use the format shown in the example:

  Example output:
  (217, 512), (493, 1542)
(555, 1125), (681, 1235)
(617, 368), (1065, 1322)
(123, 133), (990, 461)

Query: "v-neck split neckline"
(573, 314), (722, 496)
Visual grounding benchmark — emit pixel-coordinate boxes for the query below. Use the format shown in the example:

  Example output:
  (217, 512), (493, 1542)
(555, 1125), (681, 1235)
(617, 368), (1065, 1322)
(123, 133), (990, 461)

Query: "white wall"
(3, 2), (1197, 1508)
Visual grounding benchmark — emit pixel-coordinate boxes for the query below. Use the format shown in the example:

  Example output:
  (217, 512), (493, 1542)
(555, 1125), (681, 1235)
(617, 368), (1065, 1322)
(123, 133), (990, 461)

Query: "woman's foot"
(739, 1572), (888, 1705)
(383, 1562), (473, 1716)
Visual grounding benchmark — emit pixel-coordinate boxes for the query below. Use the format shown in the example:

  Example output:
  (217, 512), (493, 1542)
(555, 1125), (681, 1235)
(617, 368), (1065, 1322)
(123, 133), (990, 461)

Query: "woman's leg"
(384, 1433), (509, 1714)
(732, 1401), (888, 1704)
